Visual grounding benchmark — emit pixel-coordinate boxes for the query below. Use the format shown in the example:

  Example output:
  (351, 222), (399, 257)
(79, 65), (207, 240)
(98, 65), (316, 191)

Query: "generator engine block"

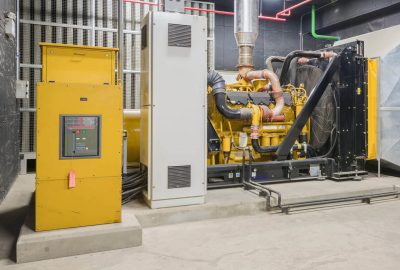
(207, 79), (310, 166)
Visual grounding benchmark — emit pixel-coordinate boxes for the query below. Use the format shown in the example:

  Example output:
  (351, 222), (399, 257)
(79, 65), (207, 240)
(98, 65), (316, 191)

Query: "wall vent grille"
(168, 165), (191, 189)
(168, 23), (191, 47)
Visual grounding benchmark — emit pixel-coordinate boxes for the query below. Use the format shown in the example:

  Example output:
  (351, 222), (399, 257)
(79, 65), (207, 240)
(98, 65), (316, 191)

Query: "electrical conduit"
(311, 4), (340, 41)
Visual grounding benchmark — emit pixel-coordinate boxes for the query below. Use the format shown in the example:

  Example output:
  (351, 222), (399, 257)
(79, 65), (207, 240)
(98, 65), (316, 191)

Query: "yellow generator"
(36, 43), (122, 231)
(207, 0), (368, 187)
(207, 78), (310, 166)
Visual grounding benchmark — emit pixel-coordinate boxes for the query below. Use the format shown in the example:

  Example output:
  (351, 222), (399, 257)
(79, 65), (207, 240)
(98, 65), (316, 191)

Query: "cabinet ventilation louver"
(168, 165), (191, 189)
(168, 23), (191, 48)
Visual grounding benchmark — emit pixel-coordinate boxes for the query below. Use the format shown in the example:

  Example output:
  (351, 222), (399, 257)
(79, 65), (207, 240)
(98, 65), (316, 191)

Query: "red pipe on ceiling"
(258, 15), (286, 22)
(276, 0), (312, 17)
(124, 0), (311, 22)
(186, 7), (286, 22)
(279, 10), (291, 17)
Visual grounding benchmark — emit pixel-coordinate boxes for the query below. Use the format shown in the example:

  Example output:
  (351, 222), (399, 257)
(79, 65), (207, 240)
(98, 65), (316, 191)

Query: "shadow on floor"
(0, 205), (30, 262)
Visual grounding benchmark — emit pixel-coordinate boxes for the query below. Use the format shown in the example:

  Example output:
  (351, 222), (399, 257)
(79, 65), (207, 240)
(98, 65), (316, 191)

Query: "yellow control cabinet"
(36, 43), (122, 231)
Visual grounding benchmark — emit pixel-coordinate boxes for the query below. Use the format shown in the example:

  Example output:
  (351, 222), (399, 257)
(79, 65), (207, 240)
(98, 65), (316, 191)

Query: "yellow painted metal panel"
(39, 42), (119, 51)
(40, 43), (117, 85)
(36, 44), (122, 231)
(35, 177), (121, 231)
(123, 110), (141, 164)
(367, 59), (378, 160)
(36, 83), (123, 180)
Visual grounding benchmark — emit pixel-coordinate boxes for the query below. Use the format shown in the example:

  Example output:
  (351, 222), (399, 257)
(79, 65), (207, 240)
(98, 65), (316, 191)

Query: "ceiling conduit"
(311, 4), (340, 41)
(124, 0), (312, 22)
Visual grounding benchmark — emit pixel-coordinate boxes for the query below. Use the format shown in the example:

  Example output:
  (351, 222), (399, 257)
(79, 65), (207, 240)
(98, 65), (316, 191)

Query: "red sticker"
(69, 171), (76, 188)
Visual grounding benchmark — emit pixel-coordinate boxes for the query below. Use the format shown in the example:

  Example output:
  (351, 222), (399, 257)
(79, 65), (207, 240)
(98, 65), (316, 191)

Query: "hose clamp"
(211, 88), (225, 96)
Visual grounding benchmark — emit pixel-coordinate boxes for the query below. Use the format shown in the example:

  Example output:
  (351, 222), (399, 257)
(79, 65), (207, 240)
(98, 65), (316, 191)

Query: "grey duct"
(233, 0), (285, 121)
(234, 0), (259, 68)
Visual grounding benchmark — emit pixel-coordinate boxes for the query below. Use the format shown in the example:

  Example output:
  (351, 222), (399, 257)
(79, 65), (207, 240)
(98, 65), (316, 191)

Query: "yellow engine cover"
(207, 81), (309, 165)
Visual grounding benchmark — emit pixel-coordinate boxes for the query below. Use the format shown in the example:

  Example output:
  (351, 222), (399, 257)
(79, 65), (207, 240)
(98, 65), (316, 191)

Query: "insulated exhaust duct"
(234, 0), (259, 68)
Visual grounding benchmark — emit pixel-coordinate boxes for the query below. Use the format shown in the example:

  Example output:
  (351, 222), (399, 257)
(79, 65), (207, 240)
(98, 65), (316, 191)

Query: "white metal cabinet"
(140, 11), (207, 208)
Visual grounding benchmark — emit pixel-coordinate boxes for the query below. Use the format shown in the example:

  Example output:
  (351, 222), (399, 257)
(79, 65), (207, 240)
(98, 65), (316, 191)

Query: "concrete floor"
(2, 200), (400, 269)
(2, 174), (400, 269)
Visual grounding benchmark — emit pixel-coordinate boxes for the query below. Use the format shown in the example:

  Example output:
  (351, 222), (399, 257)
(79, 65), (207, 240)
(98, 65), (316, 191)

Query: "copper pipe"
(245, 69), (284, 118)
(270, 115), (286, 122)
(238, 66), (253, 79)
(323, 51), (337, 58)
(297, 57), (310, 65)
(298, 51), (337, 65)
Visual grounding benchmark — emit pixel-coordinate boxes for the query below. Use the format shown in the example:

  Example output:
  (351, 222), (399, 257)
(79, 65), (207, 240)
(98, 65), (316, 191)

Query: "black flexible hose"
(251, 139), (278, 153)
(265, 56), (286, 72)
(252, 138), (316, 157)
(306, 146), (317, 158)
(121, 166), (147, 204)
(122, 185), (146, 205)
(207, 70), (252, 120)
(319, 133), (337, 158)
(280, 50), (323, 85)
(213, 92), (242, 119)
(317, 90), (339, 158)
(315, 90), (338, 158)
(313, 126), (337, 159)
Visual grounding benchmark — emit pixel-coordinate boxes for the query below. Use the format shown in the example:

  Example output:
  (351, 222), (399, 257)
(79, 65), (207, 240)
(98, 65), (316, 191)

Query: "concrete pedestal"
(16, 206), (142, 263)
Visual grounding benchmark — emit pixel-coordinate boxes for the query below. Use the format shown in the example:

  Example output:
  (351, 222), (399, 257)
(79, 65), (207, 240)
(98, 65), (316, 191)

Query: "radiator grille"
(168, 165), (191, 189)
(168, 23), (191, 47)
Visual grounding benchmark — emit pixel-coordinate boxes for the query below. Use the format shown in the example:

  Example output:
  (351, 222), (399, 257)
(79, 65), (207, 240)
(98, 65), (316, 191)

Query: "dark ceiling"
(200, 0), (338, 18)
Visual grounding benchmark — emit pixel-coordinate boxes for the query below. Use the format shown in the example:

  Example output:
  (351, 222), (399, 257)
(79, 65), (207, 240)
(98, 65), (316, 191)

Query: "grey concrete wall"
(211, 0), (400, 68)
(334, 25), (400, 58)
(302, 0), (400, 50)
(313, 0), (400, 31)
(215, 15), (300, 71)
(0, 0), (19, 202)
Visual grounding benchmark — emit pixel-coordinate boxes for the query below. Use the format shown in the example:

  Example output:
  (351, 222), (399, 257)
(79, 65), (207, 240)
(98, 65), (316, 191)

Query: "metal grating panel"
(18, 0), (214, 155)
(184, 0), (215, 69)
(168, 23), (191, 47)
(168, 165), (191, 189)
